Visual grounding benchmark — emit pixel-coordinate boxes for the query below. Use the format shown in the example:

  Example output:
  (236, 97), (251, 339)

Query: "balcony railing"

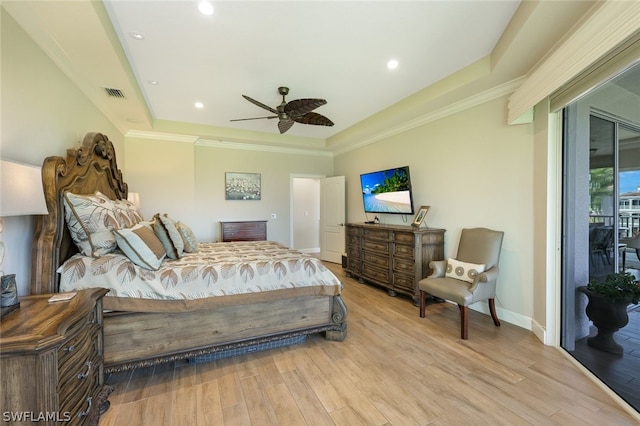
(620, 214), (640, 237)
(590, 213), (640, 238)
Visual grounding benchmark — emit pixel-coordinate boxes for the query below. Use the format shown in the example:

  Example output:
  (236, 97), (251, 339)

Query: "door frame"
(289, 173), (325, 251)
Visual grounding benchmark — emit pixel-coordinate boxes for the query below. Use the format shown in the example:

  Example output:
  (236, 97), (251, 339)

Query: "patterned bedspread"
(58, 241), (342, 302)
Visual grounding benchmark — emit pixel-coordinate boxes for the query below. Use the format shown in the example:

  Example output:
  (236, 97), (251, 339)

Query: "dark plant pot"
(578, 286), (630, 355)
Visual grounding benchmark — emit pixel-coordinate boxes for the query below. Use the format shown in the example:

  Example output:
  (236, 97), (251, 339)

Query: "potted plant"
(578, 272), (640, 354)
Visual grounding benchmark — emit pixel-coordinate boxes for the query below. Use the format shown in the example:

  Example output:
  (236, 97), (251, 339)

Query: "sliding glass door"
(561, 62), (640, 409)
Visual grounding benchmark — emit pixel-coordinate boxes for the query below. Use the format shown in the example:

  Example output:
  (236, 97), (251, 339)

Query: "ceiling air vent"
(103, 87), (126, 99)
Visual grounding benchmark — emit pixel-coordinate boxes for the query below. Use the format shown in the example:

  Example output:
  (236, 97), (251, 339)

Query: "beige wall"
(334, 95), (535, 328)
(1, 9), (122, 296)
(123, 137), (334, 246)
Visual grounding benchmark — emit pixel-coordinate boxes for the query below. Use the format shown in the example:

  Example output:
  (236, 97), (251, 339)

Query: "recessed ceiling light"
(147, 80), (158, 85)
(129, 32), (144, 40)
(198, 1), (214, 16)
(195, 102), (204, 109)
(387, 59), (399, 70)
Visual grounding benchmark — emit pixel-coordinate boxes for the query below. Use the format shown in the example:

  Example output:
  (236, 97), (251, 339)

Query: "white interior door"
(320, 176), (345, 263)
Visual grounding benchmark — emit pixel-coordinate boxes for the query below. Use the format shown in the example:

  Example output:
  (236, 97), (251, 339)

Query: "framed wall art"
(225, 172), (261, 200)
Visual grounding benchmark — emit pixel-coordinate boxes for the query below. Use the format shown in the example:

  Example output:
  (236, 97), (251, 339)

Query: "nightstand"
(0, 288), (112, 425)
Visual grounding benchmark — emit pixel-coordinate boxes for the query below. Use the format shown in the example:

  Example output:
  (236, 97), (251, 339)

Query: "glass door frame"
(561, 106), (640, 350)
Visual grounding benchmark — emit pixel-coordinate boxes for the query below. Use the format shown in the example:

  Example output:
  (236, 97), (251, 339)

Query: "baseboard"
(531, 319), (547, 344)
(297, 247), (320, 254)
(469, 302), (532, 332)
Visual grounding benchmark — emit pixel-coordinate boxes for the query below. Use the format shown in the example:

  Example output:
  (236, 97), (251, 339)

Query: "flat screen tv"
(360, 166), (414, 215)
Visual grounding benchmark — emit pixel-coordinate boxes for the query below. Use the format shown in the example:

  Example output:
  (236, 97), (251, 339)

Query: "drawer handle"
(78, 397), (92, 418)
(63, 345), (75, 353)
(77, 361), (92, 379)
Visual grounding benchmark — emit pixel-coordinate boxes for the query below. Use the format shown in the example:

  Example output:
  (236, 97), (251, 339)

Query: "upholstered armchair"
(418, 228), (504, 339)
(620, 233), (640, 269)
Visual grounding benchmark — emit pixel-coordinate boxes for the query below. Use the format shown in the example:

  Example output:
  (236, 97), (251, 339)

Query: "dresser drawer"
(346, 259), (361, 273)
(394, 243), (414, 258)
(394, 231), (415, 244)
(346, 226), (362, 236)
(363, 250), (390, 268)
(347, 246), (361, 260)
(363, 228), (390, 241)
(61, 308), (98, 346)
(393, 273), (415, 293)
(58, 325), (101, 408)
(58, 316), (98, 364)
(363, 264), (390, 283)
(363, 239), (389, 254)
(59, 351), (101, 419)
(393, 257), (415, 274)
(346, 233), (361, 247)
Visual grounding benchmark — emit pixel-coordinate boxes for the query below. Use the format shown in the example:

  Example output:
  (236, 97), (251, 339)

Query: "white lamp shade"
(1, 160), (48, 216)
(127, 192), (141, 209)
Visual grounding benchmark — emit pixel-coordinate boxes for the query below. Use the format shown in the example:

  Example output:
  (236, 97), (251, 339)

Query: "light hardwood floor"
(100, 262), (639, 425)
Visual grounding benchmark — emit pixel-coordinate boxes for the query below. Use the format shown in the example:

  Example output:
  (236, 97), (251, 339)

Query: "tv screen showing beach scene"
(360, 166), (414, 214)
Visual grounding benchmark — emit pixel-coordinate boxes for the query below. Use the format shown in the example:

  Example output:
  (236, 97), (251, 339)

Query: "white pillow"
(63, 191), (119, 257)
(63, 191), (145, 258)
(445, 258), (485, 283)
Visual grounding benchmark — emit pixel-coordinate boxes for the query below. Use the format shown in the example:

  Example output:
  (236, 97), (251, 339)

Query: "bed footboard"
(103, 294), (347, 372)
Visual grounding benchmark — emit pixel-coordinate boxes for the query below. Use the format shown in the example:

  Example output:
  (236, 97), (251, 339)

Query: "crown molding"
(125, 130), (199, 144)
(195, 139), (333, 157)
(332, 77), (525, 156)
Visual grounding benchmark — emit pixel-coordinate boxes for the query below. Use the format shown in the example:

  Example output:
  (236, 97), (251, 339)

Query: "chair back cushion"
(456, 228), (504, 269)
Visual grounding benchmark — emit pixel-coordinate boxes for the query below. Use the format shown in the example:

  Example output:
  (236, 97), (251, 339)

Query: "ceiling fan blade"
(230, 116), (277, 122)
(242, 95), (278, 114)
(292, 112), (334, 127)
(278, 118), (295, 134)
(284, 99), (327, 117)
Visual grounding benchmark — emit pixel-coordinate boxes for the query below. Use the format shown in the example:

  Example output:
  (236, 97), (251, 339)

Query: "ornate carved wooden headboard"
(31, 132), (128, 295)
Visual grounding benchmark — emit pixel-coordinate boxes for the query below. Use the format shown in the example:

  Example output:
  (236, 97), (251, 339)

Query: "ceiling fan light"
(198, 1), (214, 16)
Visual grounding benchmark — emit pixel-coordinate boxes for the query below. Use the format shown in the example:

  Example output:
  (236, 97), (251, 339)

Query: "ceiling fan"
(230, 87), (334, 134)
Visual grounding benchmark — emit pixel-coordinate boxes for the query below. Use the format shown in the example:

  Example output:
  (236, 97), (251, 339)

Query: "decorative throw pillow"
(112, 198), (144, 227)
(445, 258), (486, 283)
(63, 191), (120, 257)
(176, 221), (199, 253)
(152, 213), (184, 259)
(114, 223), (166, 270)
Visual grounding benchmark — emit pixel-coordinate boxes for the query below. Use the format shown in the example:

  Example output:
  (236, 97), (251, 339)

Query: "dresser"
(220, 220), (267, 242)
(345, 223), (445, 303)
(0, 288), (112, 425)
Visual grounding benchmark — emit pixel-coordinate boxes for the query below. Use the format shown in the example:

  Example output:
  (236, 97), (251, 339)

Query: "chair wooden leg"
(419, 290), (426, 318)
(489, 298), (501, 327)
(460, 305), (468, 340)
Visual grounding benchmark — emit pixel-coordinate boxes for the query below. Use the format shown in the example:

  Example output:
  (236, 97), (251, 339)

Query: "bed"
(31, 132), (347, 372)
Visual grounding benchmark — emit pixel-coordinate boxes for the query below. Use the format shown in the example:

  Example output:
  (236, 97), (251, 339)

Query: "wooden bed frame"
(31, 132), (347, 372)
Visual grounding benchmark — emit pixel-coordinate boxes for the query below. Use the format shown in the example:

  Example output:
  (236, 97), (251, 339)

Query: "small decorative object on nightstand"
(0, 288), (112, 425)
(0, 274), (19, 317)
